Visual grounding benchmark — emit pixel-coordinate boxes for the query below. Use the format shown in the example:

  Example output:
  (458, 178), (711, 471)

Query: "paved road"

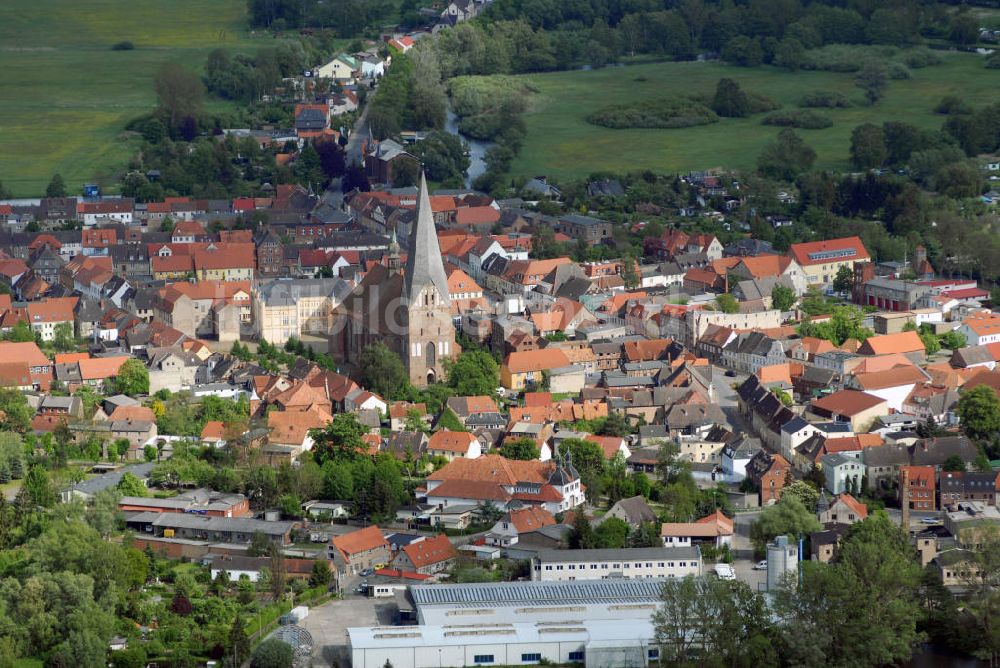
(710, 367), (753, 436)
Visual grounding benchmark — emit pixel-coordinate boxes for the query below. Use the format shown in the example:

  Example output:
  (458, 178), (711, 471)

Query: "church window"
(426, 342), (436, 367)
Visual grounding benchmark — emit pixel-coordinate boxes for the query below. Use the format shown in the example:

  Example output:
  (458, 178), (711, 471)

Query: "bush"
(898, 48), (942, 69)
(799, 90), (851, 108)
(801, 44), (897, 72)
(449, 75), (533, 141)
(887, 62), (912, 79)
(251, 639), (293, 668)
(987, 52), (1000, 69)
(112, 41), (135, 51)
(745, 91), (781, 114)
(763, 110), (833, 129)
(586, 97), (719, 129)
(935, 95), (972, 115)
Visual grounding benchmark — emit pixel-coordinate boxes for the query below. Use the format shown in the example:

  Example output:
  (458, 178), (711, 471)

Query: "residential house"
(807, 390), (889, 432)
(316, 54), (359, 82)
(822, 453), (865, 495)
(857, 331), (927, 364)
(900, 465), (936, 511)
(329, 526), (391, 575)
(485, 506), (557, 547)
(554, 214), (612, 244)
(789, 236), (871, 287)
(958, 312), (1000, 347)
(939, 471), (999, 508)
(746, 450), (792, 505)
(392, 534), (456, 575)
(424, 454), (584, 515)
(847, 364), (930, 411)
(660, 510), (734, 549)
(500, 349), (571, 390)
(817, 492), (868, 525)
(720, 436), (761, 482)
(601, 496), (657, 528)
(0, 341), (53, 390)
(426, 430), (481, 461)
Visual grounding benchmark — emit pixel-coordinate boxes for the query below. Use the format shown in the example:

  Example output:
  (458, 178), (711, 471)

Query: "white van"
(714, 563), (736, 581)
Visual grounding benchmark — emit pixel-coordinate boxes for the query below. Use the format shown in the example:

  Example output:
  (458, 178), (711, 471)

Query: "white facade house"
(719, 437), (760, 482)
(530, 546), (701, 582)
(822, 453), (865, 495)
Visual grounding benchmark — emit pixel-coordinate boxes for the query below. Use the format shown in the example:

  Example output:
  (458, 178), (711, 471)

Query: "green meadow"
(510, 53), (1000, 182)
(0, 0), (260, 196)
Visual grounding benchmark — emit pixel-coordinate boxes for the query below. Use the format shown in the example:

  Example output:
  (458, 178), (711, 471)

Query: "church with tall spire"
(331, 173), (458, 386)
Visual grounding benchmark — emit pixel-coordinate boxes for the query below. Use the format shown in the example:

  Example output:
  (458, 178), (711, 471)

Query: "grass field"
(510, 53), (1000, 182)
(0, 0), (262, 197)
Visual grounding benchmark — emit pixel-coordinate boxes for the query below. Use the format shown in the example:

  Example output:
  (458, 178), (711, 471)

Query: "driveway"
(300, 596), (397, 668)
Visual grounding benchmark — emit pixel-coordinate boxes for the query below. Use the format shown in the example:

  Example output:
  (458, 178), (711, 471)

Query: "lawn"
(0, 0), (262, 197)
(510, 53), (1000, 182)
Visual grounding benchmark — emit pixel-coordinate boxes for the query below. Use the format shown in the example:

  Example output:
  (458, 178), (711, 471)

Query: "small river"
(905, 644), (988, 667)
(445, 109), (490, 188)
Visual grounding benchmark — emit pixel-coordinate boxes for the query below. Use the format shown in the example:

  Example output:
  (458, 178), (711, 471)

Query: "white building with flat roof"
(348, 618), (660, 668)
(530, 546), (702, 582)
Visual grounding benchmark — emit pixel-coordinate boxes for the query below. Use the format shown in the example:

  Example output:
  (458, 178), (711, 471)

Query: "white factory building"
(348, 579), (670, 668)
(531, 546), (702, 581)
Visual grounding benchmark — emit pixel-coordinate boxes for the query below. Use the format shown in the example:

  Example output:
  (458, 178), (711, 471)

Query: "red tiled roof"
(858, 331), (925, 356)
(504, 349), (571, 374)
(399, 534), (456, 569)
(78, 356), (129, 380)
(0, 341), (50, 367)
(832, 493), (868, 520)
(331, 526), (388, 558)
(811, 390), (886, 417)
(506, 506), (556, 533)
(427, 430), (477, 453)
(193, 243), (256, 271)
(201, 421), (226, 440)
(455, 206), (500, 226)
(0, 361), (33, 387)
(585, 434), (626, 459)
(789, 236), (870, 267)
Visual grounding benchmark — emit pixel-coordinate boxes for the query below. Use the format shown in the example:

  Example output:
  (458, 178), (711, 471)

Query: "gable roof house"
(424, 454), (584, 515)
(818, 492), (869, 525)
(808, 390), (889, 432)
(847, 364), (931, 412)
(485, 506), (557, 548)
(392, 534), (457, 575)
(602, 495), (657, 528)
(789, 236), (870, 288)
(426, 430), (481, 462)
(329, 526), (391, 576)
(857, 330), (927, 364)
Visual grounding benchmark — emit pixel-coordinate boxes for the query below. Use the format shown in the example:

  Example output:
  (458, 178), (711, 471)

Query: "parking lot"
(300, 595), (398, 668)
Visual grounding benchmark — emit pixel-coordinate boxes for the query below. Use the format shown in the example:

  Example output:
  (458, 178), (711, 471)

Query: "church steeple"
(404, 172), (450, 306)
(387, 226), (402, 273)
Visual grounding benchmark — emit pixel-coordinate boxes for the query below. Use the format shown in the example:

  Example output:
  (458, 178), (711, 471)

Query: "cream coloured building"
(252, 278), (351, 343)
(530, 546), (701, 582)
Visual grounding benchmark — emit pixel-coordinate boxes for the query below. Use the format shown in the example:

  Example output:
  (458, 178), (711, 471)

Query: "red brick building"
(746, 450), (792, 505)
(900, 465), (936, 511)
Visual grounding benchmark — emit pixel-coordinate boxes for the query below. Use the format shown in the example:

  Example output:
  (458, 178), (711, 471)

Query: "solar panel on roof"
(411, 579), (667, 606)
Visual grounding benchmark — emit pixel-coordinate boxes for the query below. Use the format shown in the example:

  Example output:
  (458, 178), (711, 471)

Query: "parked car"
(725, 370), (737, 377)
(920, 517), (942, 525)
(360, 568), (374, 576)
(753, 560), (768, 571)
